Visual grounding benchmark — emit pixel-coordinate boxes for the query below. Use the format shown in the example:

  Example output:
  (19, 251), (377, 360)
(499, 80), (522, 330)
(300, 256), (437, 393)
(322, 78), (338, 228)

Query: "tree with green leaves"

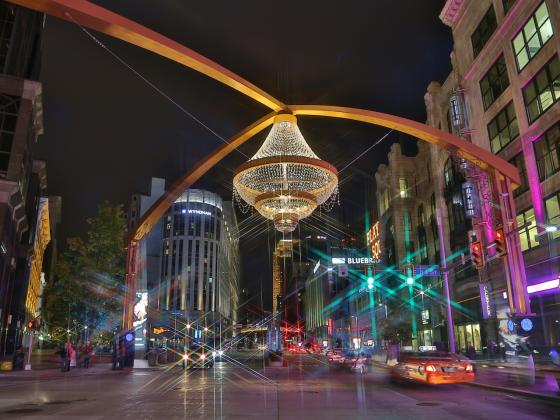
(42, 202), (126, 343)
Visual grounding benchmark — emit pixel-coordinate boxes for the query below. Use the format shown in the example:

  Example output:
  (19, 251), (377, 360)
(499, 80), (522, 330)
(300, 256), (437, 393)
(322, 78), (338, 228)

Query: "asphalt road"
(0, 353), (558, 419)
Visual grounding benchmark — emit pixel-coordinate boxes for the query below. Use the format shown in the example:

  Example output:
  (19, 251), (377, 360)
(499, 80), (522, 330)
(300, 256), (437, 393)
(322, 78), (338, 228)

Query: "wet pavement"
(0, 353), (558, 419)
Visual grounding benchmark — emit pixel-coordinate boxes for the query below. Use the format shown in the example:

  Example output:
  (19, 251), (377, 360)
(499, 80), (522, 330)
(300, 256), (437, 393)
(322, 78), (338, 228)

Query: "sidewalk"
(0, 363), (118, 381)
(470, 362), (560, 401)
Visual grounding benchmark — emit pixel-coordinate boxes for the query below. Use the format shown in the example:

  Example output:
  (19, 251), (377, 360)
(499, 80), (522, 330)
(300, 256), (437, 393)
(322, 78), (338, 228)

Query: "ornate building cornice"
(439, 0), (465, 27)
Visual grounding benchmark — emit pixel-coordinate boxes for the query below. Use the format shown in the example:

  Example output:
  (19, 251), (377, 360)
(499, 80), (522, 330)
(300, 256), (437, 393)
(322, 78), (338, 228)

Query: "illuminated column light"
(527, 277), (560, 294)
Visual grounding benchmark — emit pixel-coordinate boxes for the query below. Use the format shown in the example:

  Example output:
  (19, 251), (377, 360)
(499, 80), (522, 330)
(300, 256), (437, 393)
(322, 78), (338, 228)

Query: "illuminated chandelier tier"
(233, 114), (339, 233)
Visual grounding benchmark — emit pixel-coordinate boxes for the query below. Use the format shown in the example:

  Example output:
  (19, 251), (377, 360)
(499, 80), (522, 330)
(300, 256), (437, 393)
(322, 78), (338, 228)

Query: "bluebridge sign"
(331, 258), (441, 278)
(331, 257), (381, 265)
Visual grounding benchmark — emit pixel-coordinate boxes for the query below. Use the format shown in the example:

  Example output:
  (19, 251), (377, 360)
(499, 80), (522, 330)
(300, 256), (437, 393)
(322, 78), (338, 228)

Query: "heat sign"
(366, 222), (382, 260)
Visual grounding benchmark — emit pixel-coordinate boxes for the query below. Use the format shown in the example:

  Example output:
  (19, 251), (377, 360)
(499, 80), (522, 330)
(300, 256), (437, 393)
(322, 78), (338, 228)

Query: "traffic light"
(367, 276), (374, 290)
(494, 227), (507, 256)
(470, 240), (484, 269)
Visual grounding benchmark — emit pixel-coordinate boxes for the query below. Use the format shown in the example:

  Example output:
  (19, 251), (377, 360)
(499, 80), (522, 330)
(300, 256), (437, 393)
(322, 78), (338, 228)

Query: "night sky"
(34, 0), (452, 306)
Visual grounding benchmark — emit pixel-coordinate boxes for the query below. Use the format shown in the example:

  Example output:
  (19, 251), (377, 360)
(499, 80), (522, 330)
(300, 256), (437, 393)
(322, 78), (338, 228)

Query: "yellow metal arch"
(7, 0), (528, 326)
(8, 0), (286, 112)
(289, 105), (521, 185)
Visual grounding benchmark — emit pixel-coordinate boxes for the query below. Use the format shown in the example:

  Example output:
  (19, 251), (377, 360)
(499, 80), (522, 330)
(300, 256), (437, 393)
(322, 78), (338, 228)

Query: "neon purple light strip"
(527, 278), (560, 294)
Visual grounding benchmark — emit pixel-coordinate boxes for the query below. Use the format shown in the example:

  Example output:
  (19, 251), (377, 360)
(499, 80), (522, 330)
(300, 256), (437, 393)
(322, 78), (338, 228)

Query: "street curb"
(465, 381), (560, 404)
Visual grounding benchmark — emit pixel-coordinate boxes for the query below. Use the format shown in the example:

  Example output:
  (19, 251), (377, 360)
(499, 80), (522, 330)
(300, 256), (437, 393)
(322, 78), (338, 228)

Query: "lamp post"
(437, 208), (456, 353)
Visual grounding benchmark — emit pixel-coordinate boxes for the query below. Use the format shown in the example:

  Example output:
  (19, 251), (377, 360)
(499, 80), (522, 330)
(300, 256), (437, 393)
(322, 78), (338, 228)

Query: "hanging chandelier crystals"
(233, 114), (339, 233)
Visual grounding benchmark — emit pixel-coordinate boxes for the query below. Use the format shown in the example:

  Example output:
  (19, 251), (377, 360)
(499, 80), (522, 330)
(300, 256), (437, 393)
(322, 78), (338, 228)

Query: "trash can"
(157, 349), (167, 364)
(148, 349), (158, 367)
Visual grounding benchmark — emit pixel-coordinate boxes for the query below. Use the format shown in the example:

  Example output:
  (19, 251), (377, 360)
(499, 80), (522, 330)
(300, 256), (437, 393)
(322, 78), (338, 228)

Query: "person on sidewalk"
(76, 341), (83, 367)
(83, 341), (93, 368)
(70, 342), (77, 369)
(57, 343), (67, 371)
(111, 341), (121, 370)
(63, 342), (73, 371)
(466, 343), (476, 360)
(489, 340), (497, 360)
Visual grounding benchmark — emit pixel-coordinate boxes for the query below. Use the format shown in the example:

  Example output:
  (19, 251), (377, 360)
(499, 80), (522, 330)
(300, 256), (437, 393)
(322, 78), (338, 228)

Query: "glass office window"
(512, 2), (553, 71)
(510, 154), (529, 197)
(534, 123), (560, 181)
(472, 7), (498, 58)
(480, 55), (509, 110)
(487, 102), (519, 153)
(523, 56), (560, 123)
(517, 208), (539, 251)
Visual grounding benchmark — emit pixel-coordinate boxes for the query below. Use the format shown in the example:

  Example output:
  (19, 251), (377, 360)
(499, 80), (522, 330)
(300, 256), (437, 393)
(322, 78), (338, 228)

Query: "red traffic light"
(470, 240), (484, 269)
(494, 227), (507, 256)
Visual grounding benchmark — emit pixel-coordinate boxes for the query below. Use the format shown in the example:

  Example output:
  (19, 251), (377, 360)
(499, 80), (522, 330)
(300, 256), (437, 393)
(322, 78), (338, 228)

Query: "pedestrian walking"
(112, 341), (120, 370)
(63, 342), (72, 371)
(57, 343), (66, 371)
(489, 340), (497, 360)
(76, 341), (83, 367)
(67, 342), (76, 370)
(83, 341), (93, 368)
(466, 343), (476, 360)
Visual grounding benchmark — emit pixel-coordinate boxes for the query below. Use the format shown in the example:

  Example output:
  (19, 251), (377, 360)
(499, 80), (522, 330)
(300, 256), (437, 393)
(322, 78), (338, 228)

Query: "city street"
(0, 354), (558, 419)
(0, 2), (559, 420)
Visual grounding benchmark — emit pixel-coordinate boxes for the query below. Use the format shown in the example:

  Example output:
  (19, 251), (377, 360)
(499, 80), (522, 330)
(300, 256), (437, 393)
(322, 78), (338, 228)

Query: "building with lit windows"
(127, 177), (166, 354)
(156, 189), (240, 332)
(424, 0), (560, 349)
(24, 197), (50, 325)
(0, 1), (48, 357)
(374, 142), (453, 350)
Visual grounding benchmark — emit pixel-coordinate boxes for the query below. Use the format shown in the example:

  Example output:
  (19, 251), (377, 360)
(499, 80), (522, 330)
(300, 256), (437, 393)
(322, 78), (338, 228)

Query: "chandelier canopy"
(233, 114), (339, 233)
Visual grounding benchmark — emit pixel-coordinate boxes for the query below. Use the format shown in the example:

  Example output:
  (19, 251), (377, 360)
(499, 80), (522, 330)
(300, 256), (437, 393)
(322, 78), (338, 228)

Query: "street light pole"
(437, 208), (456, 353)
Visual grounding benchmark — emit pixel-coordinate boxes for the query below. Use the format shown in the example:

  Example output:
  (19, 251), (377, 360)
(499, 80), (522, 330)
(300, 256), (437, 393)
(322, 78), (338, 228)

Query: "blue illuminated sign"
(507, 320), (515, 333)
(520, 318), (533, 332)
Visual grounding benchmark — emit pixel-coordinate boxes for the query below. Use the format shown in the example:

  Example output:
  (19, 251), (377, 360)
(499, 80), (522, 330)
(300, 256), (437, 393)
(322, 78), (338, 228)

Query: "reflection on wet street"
(0, 353), (558, 419)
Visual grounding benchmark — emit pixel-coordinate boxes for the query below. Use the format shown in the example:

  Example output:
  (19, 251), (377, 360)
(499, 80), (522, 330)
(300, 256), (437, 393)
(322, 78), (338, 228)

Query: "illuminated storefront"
(454, 323), (482, 352)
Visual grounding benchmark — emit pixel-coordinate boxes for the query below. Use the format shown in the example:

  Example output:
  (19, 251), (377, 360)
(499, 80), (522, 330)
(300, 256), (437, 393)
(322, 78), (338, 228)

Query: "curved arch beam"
(130, 112), (277, 243)
(8, 0), (285, 112)
(288, 105), (520, 186)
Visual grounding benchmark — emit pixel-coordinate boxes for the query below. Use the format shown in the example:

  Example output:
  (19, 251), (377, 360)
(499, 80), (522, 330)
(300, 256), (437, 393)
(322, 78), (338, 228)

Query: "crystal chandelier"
(233, 114), (339, 233)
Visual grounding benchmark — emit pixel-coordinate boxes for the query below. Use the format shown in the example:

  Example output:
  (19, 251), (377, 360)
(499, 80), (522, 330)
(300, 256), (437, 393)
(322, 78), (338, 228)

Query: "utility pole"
(437, 208), (456, 353)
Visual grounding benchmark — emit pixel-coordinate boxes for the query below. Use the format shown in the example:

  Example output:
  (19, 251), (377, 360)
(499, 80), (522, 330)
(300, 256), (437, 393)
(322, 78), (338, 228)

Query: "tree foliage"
(42, 202), (126, 342)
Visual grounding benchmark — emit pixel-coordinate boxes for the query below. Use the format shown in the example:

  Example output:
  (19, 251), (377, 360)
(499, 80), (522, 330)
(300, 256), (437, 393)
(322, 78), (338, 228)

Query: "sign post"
(437, 208), (456, 353)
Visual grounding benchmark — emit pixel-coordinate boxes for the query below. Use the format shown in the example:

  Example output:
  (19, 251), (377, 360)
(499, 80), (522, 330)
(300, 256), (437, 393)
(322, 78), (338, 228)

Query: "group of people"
(58, 340), (93, 371)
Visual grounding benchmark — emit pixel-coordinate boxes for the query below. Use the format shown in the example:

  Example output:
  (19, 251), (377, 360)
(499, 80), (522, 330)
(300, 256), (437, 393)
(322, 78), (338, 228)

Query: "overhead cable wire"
(339, 129), (393, 173)
(64, 12), (249, 158)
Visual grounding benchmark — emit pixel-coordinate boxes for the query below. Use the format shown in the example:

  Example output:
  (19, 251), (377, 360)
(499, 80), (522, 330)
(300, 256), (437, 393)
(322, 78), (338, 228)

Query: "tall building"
(374, 143), (460, 350)
(128, 178), (165, 294)
(0, 1), (47, 356)
(272, 239), (295, 317)
(23, 196), (49, 327)
(127, 177), (165, 354)
(424, 0), (560, 349)
(155, 189), (240, 332)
